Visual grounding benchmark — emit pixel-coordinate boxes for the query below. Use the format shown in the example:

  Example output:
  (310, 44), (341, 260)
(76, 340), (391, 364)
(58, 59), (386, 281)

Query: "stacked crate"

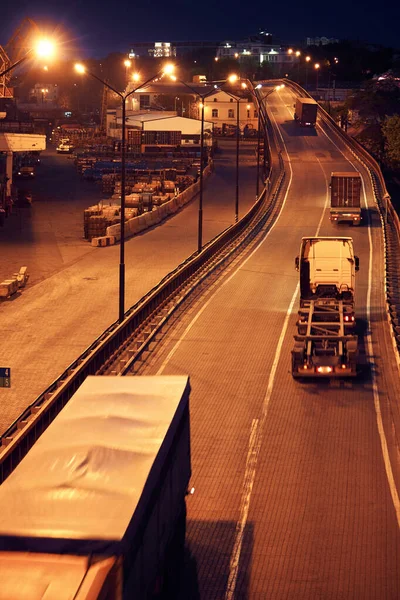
(84, 206), (102, 240)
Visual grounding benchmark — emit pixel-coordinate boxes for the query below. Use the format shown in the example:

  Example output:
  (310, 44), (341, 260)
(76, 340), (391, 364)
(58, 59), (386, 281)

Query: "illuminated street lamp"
(305, 55), (311, 88)
(315, 63), (320, 93)
(296, 50), (301, 81)
(172, 77), (226, 252)
(75, 62), (172, 322)
(41, 87), (49, 103)
(0, 38), (55, 78)
(124, 59), (131, 82)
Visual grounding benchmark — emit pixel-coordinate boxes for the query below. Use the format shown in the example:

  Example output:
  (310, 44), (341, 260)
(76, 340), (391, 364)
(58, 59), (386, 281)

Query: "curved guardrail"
(284, 79), (400, 371)
(0, 97), (286, 482)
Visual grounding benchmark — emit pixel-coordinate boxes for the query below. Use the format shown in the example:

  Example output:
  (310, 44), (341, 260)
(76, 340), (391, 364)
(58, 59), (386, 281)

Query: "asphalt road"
(136, 87), (400, 598)
(0, 145), (103, 285)
(2, 94), (400, 599)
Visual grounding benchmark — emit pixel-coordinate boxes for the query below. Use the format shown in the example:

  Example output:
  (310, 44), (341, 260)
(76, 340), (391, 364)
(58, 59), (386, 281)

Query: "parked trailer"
(0, 375), (191, 599)
(294, 98), (318, 127)
(330, 171), (362, 225)
(292, 237), (359, 377)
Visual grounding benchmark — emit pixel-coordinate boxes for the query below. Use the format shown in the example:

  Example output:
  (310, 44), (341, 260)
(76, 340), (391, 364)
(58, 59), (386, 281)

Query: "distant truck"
(330, 172), (362, 225)
(0, 375), (191, 599)
(294, 97), (318, 127)
(57, 138), (74, 153)
(292, 237), (359, 377)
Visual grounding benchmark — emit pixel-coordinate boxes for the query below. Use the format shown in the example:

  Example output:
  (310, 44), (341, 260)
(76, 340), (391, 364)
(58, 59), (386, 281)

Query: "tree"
(382, 115), (400, 166)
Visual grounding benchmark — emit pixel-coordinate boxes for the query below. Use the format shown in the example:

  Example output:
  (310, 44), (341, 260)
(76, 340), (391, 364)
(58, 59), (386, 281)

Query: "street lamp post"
(315, 63), (320, 94)
(75, 63), (171, 322)
(296, 51), (301, 82)
(173, 77), (228, 252)
(305, 56), (311, 89)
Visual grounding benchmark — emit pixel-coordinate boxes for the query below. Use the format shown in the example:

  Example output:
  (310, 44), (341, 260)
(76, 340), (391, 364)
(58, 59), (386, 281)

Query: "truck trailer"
(294, 97), (318, 127)
(292, 237), (359, 377)
(330, 172), (362, 225)
(0, 375), (191, 599)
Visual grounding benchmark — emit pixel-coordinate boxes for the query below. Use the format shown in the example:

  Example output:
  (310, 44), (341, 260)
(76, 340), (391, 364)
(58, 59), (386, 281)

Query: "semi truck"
(330, 171), (362, 225)
(0, 375), (191, 599)
(292, 237), (359, 377)
(294, 97), (318, 127)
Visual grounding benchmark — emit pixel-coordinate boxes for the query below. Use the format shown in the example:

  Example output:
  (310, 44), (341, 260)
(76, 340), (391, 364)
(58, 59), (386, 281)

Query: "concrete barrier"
(92, 171), (212, 246)
(91, 235), (116, 247)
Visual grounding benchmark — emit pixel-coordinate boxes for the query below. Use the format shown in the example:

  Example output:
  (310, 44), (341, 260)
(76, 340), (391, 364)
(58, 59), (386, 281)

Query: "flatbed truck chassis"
(292, 298), (358, 377)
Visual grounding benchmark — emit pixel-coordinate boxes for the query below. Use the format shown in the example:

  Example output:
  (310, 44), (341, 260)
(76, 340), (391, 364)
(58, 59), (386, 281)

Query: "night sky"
(1, 0), (399, 58)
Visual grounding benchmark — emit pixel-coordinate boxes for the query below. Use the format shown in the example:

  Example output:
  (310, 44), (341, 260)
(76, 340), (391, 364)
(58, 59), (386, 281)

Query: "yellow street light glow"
(169, 74), (177, 81)
(228, 74), (238, 83)
(132, 72), (140, 82)
(241, 82), (247, 89)
(296, 51), (301, 57)
(215, 57), (219, 61)
(246, 104), (251, 109)
(36, 39), (55, 58)
(288, 48), (293, 54)
(234, 52), (239, 58)
(199, 102), (204, 109)
(315, 63), (320, 69)
(74, 63), (86, 74)
(43, 65), (48, 71)
(306, 55), (311, 62)
(163, 63), (175, 75)
(124, 59), (131, 68)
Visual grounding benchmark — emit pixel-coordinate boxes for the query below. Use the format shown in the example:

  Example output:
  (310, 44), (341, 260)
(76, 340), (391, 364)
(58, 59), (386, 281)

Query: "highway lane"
(0, 139), (258, 434)
(143, 87), (400, 598)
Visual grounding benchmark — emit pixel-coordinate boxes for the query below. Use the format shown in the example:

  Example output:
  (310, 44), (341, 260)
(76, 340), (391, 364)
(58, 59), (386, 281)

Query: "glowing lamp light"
(124, 59), (131, 68)
(288, 48), (293, 54)
(228, 74), (238, 83)
(36, 39), (55, 58)
(163, 63), (175, 75)
(132, 72), (140, 82)
(74, 63), (86, 74)
(306, 56), (311, 62)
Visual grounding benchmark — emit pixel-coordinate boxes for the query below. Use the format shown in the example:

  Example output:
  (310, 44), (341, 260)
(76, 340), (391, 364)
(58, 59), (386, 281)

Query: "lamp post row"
(76, 65), (279, 323)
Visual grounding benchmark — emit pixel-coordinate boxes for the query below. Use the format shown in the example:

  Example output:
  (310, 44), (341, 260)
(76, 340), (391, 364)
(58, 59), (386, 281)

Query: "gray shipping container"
(0, 375), (191, 599)
(331, 172), (361, 208)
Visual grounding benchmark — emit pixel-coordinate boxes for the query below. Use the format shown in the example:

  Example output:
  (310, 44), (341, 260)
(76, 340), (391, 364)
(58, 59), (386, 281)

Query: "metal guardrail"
(284, 79), (400, 371)
(0, 104), (286, 482)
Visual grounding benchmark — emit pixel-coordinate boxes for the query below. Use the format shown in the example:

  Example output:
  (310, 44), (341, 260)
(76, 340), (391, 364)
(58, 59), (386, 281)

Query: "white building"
(216, 40), (297, 67)
(106, 111), (213, 144)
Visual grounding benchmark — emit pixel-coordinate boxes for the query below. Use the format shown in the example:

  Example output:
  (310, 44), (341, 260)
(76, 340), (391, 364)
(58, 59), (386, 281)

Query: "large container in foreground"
(292, 237), (359, 377)
(294, 97), (318, 127)
(0, 375), (191, 599)
(330, 171), (362, 225)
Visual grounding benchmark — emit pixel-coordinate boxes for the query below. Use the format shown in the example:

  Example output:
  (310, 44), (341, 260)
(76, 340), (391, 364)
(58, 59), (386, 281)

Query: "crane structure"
(0, 18), (39, 98)
(0, 18), (44, 219)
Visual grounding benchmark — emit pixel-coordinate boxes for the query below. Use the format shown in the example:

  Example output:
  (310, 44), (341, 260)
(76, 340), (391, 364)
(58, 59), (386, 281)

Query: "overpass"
(0, 83), (399, 597)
